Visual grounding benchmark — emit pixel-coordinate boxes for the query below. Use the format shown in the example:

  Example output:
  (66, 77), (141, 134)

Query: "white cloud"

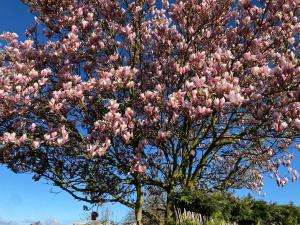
(0, 217), (67, 225)
(43, 218), (63, 225)
(0, 217), (18, 225)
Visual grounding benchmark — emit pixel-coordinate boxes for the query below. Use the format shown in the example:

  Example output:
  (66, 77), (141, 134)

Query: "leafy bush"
(174, 208), (236, 225)
(170, 190), (300, 225)
(181, 219), (199, 225)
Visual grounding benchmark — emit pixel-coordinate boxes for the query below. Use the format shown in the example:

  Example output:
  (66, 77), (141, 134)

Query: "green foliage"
(180, 219), (199, 225)
(173, 208), (236, 225)
(166, 218), (177, 225)
(170, 190), (300, 225)
(171, 190), (233, 221)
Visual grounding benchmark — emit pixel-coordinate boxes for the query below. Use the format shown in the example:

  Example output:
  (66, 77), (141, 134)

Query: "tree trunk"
(135, 184), (143, 225)
(165, 191), (174, 225)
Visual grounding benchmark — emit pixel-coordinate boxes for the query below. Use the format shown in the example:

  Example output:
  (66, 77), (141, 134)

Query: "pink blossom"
(226, 91), (244, 106)
(157, 130), (169, 142)
(44, 134), (51, 142)
(123, 131), (132, 143)
(281, 177), (288, 187)
(81, 19), (89, 29)
(41, 68), (51, 77)
(213, 97), (225, 109)
(294, 119), (300, 129)
(147, 0), (155, 6)
(23, 40), (34, 49)
(162, 0), (169, 8)
(0, 32), (18, 40)
(29, 69), (38, 78)
(18, 134), (27, 144)
(2, 132), (16, 144)
(87, 143), (98, 156)
(273, 121), (288, 133)
(96, 147), (106, 156)
(108, 100), (119, 111)
(136, 164), (146, 173)
(98, 41), (105, 49)
(15, 85), (22, 93)
(168, 96), (179, 109)
(251, 66), (260, 76)
(32, 139), (40, 149)
(192, 76), (206, 88)
(125, 107), (134, 120)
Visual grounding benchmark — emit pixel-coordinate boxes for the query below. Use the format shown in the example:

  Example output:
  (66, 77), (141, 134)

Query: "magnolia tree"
(0, 0), (300, 224)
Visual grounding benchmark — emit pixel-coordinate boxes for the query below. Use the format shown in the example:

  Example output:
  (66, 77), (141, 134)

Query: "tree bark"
(135, 183), (143, 225)
(165, 191), (174, 225)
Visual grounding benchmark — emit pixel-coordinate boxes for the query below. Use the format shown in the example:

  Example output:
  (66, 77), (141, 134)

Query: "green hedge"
(169, 190), (300, 225)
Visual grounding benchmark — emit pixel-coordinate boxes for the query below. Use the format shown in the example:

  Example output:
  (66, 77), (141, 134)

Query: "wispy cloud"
(0, 217), (67, 225)
(0, 217), (18, 225)
(44, 218), (63, 225)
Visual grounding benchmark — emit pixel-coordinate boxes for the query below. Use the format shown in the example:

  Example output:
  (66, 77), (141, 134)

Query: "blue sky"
(0, 1), (300, 225)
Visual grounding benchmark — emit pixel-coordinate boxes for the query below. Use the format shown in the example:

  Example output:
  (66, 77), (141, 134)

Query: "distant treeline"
(170, 190), (300, 225)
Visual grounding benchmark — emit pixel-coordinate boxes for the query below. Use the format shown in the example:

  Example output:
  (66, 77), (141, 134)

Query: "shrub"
(170, 190), (300, 225)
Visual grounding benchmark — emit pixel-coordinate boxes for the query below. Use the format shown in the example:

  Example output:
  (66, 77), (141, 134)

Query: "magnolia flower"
(2, 132), (16, 144)
(98, 41), (105, 48)
(280, 122), (288, 130)
(274, 172), (281, 186)
(294, 119), (300, 129)
(18, 134), (27, 144)
(168, 96), (179, 109)
(281, 177), (288, 187)
(96, 147), (106, 156)
(108, 100), (119, 111)
(125, 107), (134, 120)
(192, 76), (206, 88)
(44, 134), (51, 142)
(32, 139), (40, 149)
(87, 143), (98, 156)
(273, 122), (288, 133)
(251, 66), (260, 76)
(29, 69), (38, 78)
(213, 97), (225, 109)
(56, 138), (64, 146)
(162, 0), (169, 8)
(292, 170), (299, 182)
(226, 91), (244, 106)
(123, 131), (132, 143)
(15, 85), (22, 93)
(147, 0), (155, 6)
(23, 39), (34, 49)
(131, 160), (147, 174)
(81, 19), (89, 29)
(156, 130), (168, 142)
(136, 164), (146, 173)
(0, 32), (18, 40)
(184, 81), (195, 91)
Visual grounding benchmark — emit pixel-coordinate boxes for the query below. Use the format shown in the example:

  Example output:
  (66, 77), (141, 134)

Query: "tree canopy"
(0, 0), (300, 224)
